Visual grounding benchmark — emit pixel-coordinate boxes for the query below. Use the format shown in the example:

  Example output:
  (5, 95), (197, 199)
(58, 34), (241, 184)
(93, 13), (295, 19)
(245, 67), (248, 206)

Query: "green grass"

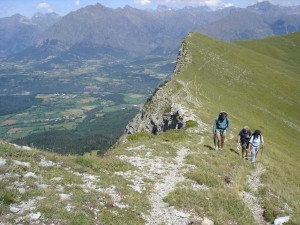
(160, 134), (252, 222)
(127, 132), (155, 141)
(165, 188), (255, 225)
(164, 32), (300, 224)
(185, 120), (198, 129)
(0, 182), (18, 205)
(0, 142), (150, 224)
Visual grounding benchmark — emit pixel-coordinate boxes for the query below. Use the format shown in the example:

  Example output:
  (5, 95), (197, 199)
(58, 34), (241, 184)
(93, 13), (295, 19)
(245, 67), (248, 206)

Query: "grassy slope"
(0, 142), (149, 225)
(1, 32), (299, 225)
(166, 32), (300, 223)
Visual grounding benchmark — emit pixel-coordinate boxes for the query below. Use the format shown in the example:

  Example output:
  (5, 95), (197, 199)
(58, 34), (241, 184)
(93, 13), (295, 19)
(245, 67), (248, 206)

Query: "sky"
(0, 0), (300, 18)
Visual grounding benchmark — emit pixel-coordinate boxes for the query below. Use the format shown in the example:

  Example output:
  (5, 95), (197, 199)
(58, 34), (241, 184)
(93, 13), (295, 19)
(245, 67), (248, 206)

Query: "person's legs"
(251, 147), (259, 164)
(221, 135), (225, 149)
(255, 147), (260, 158)
(251, 147), (255, 163)
(216, 132), (221, 150)
(242, 147), (246, 159)
(242, 143), (248, 160)
(247, 148), (251, 160)
(245, 149), (249, 160)
(219, 130), (226, 150)
(246, 143), (250, 160)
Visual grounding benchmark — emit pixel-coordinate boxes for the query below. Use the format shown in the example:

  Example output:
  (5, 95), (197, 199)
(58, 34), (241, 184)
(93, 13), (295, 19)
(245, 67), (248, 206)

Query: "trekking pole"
(260, 145), (264, 162)
(213, 132), (217, 149)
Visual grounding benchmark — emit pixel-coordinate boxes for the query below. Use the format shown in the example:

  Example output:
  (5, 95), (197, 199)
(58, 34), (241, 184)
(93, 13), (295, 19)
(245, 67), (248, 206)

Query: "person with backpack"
(237, 126), (252, 160)
(248, 130), (264, 164)
(212, 111), (230, 151)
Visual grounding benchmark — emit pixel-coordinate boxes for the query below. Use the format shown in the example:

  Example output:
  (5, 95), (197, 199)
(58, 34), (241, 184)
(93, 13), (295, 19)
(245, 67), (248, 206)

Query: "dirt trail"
(143, 147), (194, 225)
(118, 146), (201, 225)
(241, 163), (270, 225)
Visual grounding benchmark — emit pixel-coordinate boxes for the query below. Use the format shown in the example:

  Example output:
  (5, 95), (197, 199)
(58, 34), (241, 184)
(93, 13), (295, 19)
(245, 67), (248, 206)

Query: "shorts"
(241, 142), (249, 149)
(215, 129), (226, 136)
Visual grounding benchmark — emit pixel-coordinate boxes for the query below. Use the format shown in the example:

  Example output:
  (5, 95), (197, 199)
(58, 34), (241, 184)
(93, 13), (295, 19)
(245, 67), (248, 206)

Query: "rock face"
(124, 37), (192, 135)
(124, 87), (184, 135)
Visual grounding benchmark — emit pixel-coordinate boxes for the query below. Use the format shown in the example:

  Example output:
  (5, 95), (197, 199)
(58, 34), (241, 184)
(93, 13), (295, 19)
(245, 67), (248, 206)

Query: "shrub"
(128, 132), (154, 141)
(0, 188), (18, 205)
(186, 170), (222, 188)
(75, 156), (93, 168)
(185, 120), (198, 129)
(163, 106), (172, 114)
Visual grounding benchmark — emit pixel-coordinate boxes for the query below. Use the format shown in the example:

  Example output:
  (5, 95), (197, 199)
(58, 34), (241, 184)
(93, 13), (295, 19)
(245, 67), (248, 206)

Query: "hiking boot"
(215, 146), (219, 151)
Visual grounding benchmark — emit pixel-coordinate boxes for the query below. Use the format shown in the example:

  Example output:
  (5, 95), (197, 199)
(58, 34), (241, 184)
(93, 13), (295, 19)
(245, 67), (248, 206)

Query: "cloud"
(224, 3), (234, 8)
(135, 0), (152, 5)
(75, 0), (80, 6)
(134, 0), (222, 7)
(35, 2), (54, 13)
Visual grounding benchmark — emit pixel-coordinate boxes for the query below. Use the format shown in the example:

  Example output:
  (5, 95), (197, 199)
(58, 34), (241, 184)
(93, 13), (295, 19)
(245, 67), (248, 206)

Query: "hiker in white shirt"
(248, 130), (264, 164)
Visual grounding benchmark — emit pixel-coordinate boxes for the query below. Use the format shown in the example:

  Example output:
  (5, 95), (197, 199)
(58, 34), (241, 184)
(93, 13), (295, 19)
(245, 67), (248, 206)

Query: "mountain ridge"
(0, 13), (60, 57)
(2, 1), (300, 59)
(32, 2), (300, 59)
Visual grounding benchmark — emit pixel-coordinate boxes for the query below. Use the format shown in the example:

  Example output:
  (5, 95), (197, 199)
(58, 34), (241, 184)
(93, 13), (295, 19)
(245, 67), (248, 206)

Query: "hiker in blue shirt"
(212, 111), (230, 151)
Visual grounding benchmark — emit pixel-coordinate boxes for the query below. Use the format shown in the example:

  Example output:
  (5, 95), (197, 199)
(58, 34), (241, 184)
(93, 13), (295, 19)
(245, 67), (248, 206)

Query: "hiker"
(237, 126), (252, 160)
(248, 130), (264, 164)
(212, 111), (230, 151)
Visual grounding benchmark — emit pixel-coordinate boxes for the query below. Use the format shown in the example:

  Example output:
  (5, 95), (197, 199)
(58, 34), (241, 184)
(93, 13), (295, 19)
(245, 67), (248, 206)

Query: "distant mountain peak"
(94, 2), (109, 9)
(247, 1), (279, 12)
(124, 4), (134, 9)
(78, 3), (108, 12)
(9, 14), (34, 25)
(254, 1), (274, 7)
(183, 5), (211, 11)
(156, 5), (175, 11)
(11, 13), (27, 20)
(32, 12), (60, 19)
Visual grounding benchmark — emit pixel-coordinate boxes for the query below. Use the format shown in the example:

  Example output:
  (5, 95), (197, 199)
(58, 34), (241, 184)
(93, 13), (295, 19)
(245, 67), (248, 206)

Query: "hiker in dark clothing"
(212, 111), (230, 151)
(237, 126), (252, 160)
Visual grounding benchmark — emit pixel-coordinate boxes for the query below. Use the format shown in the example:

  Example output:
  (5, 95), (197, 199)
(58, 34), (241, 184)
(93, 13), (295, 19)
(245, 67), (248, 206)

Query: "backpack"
(240, 130), (251, 143)
(252, 133), (262, 142)
(216, 113), (229, 129)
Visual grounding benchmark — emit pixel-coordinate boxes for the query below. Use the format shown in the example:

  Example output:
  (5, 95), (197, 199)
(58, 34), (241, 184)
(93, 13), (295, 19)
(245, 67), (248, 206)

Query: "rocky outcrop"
(173, 34), (192, 76)
(124, 37), (192, 136)
(124, 84), (179, 135)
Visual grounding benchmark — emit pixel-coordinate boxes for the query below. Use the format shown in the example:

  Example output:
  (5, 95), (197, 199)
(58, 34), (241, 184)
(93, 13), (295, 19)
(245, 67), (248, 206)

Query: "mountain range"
(1, 1), (300, 59)
(0, 13), (60, 57)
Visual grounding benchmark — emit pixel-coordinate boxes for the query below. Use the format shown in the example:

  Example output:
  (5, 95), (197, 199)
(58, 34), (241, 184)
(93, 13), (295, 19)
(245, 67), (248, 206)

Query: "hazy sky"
(1, 0), (300, 18)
